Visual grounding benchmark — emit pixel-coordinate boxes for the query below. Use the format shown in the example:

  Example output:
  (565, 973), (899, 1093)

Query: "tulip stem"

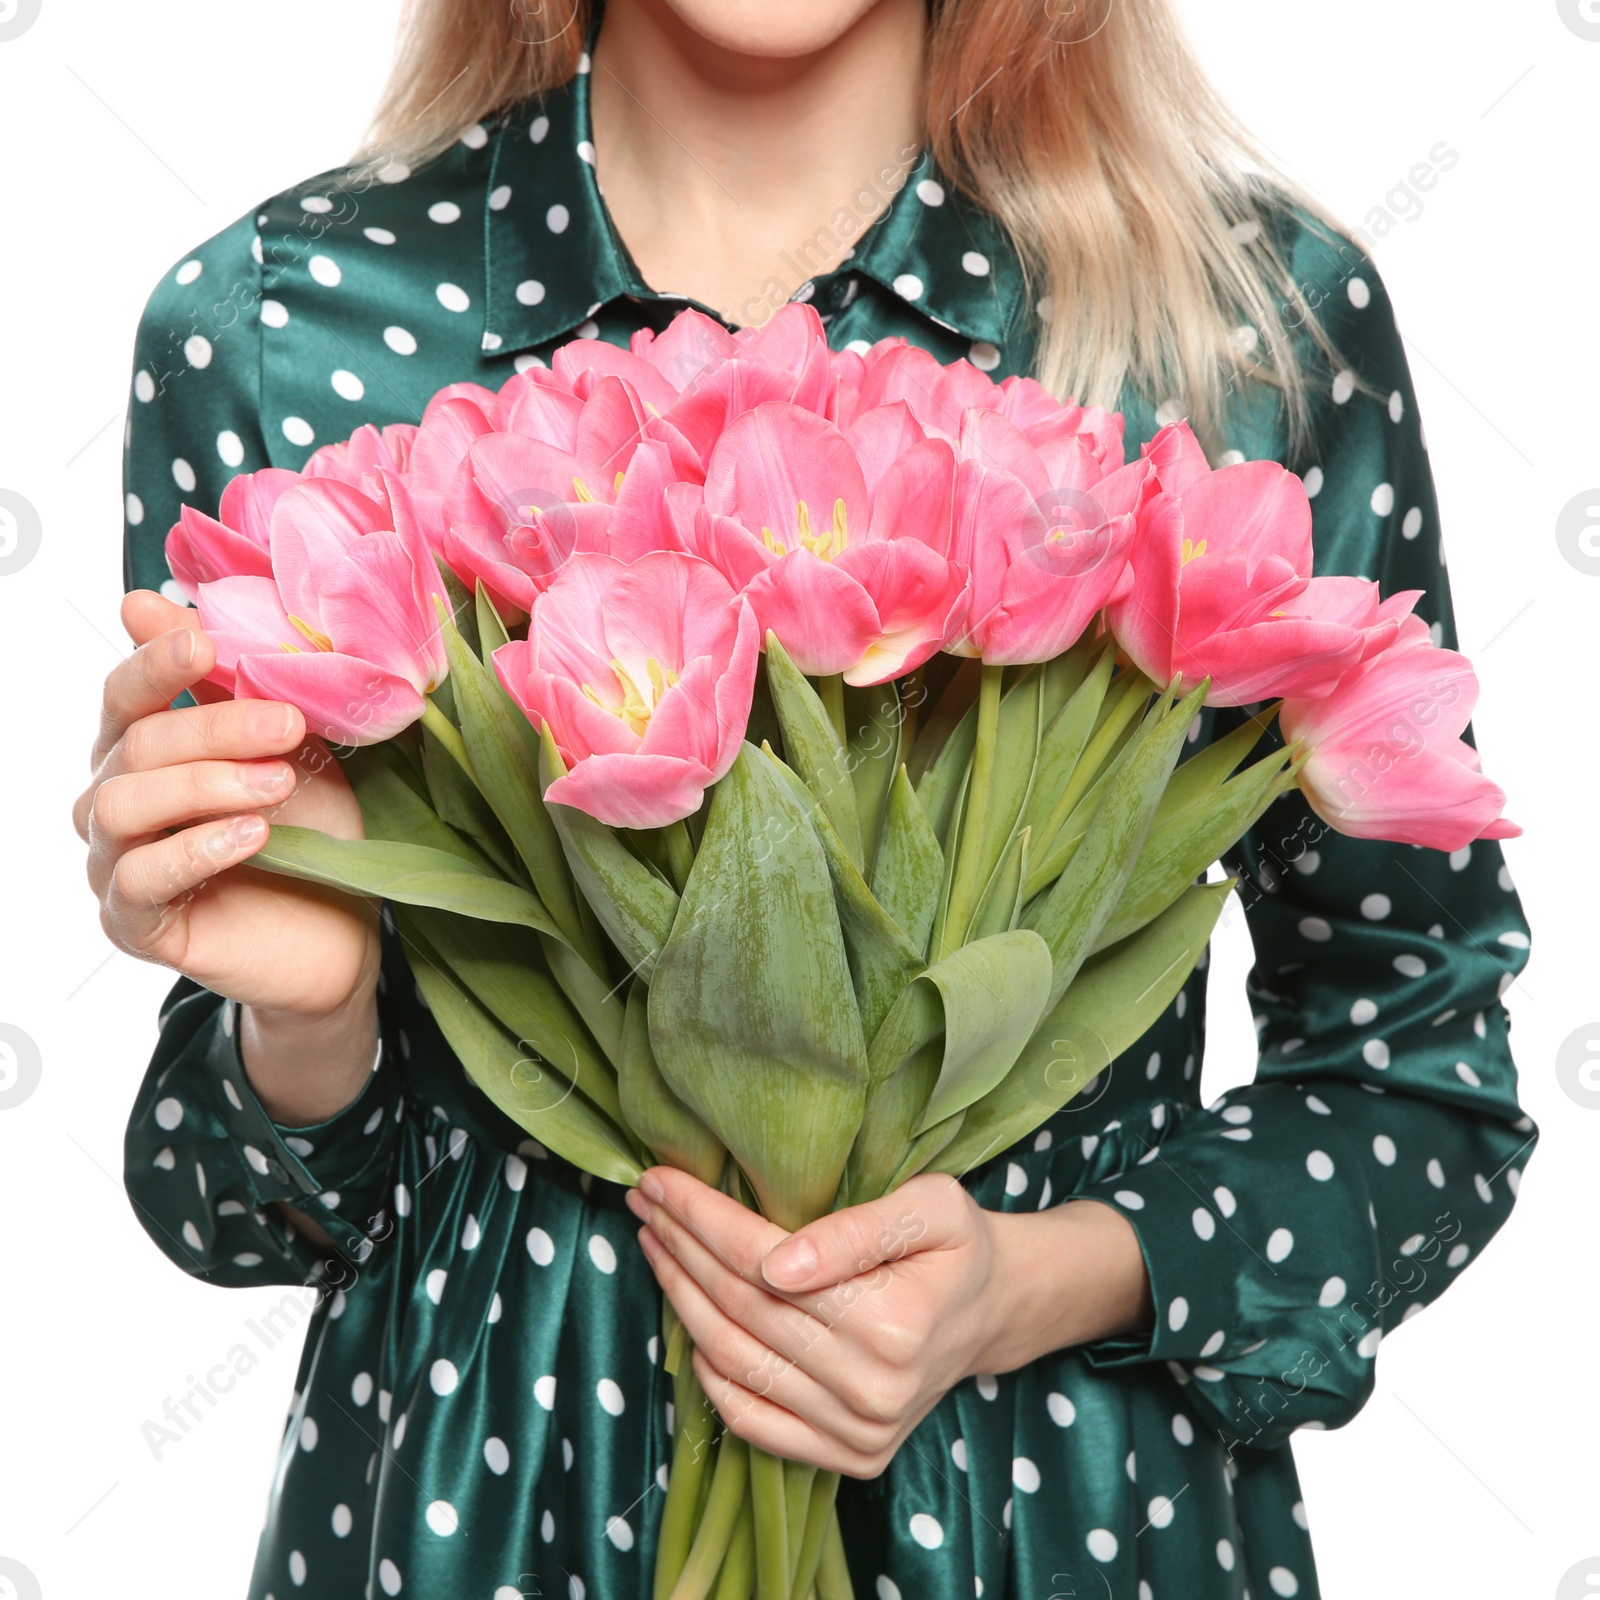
(420, 697), (472, 775)
(750, 1447), (791, 1600)
(818, 674), (847, 751)
(938, 661), (1004, 958)
(662, 820), (696, 893)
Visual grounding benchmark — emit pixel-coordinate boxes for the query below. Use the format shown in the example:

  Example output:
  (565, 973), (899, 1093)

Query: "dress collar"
(482, 63), (1022, 355)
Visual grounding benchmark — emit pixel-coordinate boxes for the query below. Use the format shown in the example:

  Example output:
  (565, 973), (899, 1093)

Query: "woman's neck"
(589, 0), (927, 326)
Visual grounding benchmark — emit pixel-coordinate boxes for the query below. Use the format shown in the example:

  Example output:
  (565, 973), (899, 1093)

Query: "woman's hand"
(75, 589), (381, 1124)
(627, 1166), (1152, 1478)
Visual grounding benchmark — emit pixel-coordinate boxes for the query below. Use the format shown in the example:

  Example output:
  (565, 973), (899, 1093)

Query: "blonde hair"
(363, 0), (1353, 459)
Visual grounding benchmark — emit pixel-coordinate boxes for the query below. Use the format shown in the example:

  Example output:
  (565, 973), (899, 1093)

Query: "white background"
(0, 3), (1594, 1597)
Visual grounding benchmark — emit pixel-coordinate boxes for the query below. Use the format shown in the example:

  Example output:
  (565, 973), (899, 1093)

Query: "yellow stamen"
(1180, 537), (1207, 566)
(614, 469), (625, 493)
(792, 497), (851, 560)
(279, 641), (303, 654)
(287, 614), (333, 651)
(580, 655), (677, 739)
(761, 526), (788, 557)
(572, 476), (596, 503)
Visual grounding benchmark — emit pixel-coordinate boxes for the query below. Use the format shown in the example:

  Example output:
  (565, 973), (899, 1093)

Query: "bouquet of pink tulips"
(167, 306), (1515, 1600)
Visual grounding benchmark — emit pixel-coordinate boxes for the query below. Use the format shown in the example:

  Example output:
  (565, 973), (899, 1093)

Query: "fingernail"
(249, 704), (297, 743)
(637, 1227), (662, 1262)
(624, 1187), (649, 1221)
(169, 630), (197, 670)
(762, 1238), (817, 1288)
(238, 761), (292, 797)
(640, 1172), (665, 1202)
(228, 815), (264, 847)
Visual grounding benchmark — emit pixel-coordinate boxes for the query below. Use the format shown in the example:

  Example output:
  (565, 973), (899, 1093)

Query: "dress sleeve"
(122, 208), (273, 594)
(1076, 226), (1536, 1449)
(118, 216), (409, 1286)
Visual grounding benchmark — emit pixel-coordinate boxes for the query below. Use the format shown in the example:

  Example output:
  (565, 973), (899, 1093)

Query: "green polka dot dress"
(120, 58), (1535, 1600)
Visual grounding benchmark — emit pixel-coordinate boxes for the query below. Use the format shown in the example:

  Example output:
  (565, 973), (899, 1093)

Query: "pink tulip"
(1108, 421), (1410, 705)
(698, 402), (969, 684)
(164, 467), (301, 598)
(938, 410), (1142, 664)
(1281, 614), (1518, 849)
(304, 422), (417, 492)
(625, 309), (740, 393)
(196, 473), (448, 746)
(494, 551), (759, 828)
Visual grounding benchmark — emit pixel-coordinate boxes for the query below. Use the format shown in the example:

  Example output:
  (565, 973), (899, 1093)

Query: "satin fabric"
(120, 60), (1534, 1600)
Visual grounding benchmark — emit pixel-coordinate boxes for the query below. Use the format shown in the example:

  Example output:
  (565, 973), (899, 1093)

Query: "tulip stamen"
(287, 614), (334, 652)
(581, 655), (677, 738)
(792, 498), (849, 561)
(760, 526), (788, 556)
(1180, 537), (1207, 566)
(572, 476), (596, 503)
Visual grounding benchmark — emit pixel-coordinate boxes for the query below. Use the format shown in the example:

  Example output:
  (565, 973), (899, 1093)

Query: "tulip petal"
(546, 753), (716, 830)
(741, 550), (881, 677)
(832, 536), (968, 683)
(269, 479), (391, 631)
(166, 506), (275, 597)
(554, 339), (680, 414)
(195, 575), (297, 693)
(234, 650), (425, 746)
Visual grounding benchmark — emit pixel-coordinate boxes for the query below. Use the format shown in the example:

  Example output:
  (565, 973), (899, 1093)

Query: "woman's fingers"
(91, 605), (213, 772)
(101, 812), (271, 960)
(86, 758), (296, 857)
(636, 1167), (790, 1279)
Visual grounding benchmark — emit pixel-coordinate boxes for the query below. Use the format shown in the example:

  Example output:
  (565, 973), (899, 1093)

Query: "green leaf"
(969, 824), (1029, 941)
(1092, 747), (1299, 952)
(254, 825), (563, 935)
(931, 879), (1233, 1176)
(475, 578), (510, 657)
(402, 907), (625, 1127)
(540, 934), (627, 1067)
(869, 767), (944, 958)
(339, 744), (489, 868)
(648, 745), (868, 1229)
(619, 980), (725, 1186)
(1024, 681), (1209, 1010)
(1153, 706), (1275, 825)
(764, 635), (863, 867)
(765, 746), (924, 1044)
(542, 727), (680, 982)
(905, 657), (980, 788)
(1039, 633), (1100, 725)
(421, 718), (523, 881)
(437, 609), (588, 950)
(433, 554), (479, 657)
(909, 930), (1053, 1133)
(913, 695), (978, 848)
(844, 679), (903, 878)
(399, 912), (643, 1185)
(1016, 645), (1116, 852)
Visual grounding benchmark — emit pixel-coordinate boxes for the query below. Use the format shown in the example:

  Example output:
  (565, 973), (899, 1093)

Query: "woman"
(82, 0), (1534, 1595)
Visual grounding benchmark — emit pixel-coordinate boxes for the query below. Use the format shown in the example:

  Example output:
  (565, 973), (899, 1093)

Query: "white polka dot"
(282, 416), (314, 448)
(969, 340), (1001, 371)
(1447, 1242), (1470, 1267)
(915, 178), (945, 205)
(1399, 1233), (1426, 1256)
(1046, 1391), (1076, 1427)
(1269, 1566), (1300, 1596)
(430, 1358), (458, 1395)
(1318, 1276), (1347, 1308)
(975, 1373), (998, 1400)
(300, 1416), (319, 1451)
(546, 203), (570, 233)
(1217, 1539), (1235, 1571)
(596, 1378), (625, 1416)
(301, 195), (334, 214)
(529, 114), (550, 143)
(488, 1292), (502, 1324)
(331, 369), (365, 402)
(588, 1235), (617, 1273)
(1349, 998), (1379, 1026)
(351, 1371), (373, 1406)
(877, 1580), (903, 1600)
(603, 1514), (634, 1551)
(1298, 916), (1332, 942)
(1363, 1039), (1391, 1069)
(332, 1503), (353, 1537)
(1302, 465), (1324, 497)
(1087, 1529), (1118, 1562)
(289, 1549), (307, 1585)
(961, 251), (990, 276)
(1114, 1189), (1145, 1210)
(1172, 1411), (1195, 1445)
(1294, 850), (1321, 874)
(133, 369), (157, 403)
(949, 1436), (968, 1471)
(184, 334), (213, 370)
(1306, 1150), (1335, 1181)
(182, 1219), (202, 1249)
(1455, 1060), (1482, 1087)
(489, 184), (513, 211)
(378, 1557), (402, 1594)
(425, 1268), (448, 1304)
(364, 226), (397, 245)
(1346, 277), (1371, 309)
(1221, 1105), (1252, 1125)
(458, 1214), (481, 1251)
(394, 1183), (411, 1217)
(1004, 1457), (1039, 1494)
(892, 273), (924, 300)
(126, 493), (147, 527)
(1401, 505), (1424, 540)
(260, 299), (289, 329)
(1168, 1296), (1189, 1332)
(211, 429), (244, 468)
(1154, 399), (1186, 427)
(1266, 1227), (1294, 1262)
(172, 457), (197, 493)
(1192, 1207), (1216, 1241)
(1147, 1494), (1176, 1529)
(1213, 1185), (1237, 1218)
(513, 277), (549, 308)
(1392, 953), (1427, 979)
(1331, 369), (1355, 404)
(176, 258), (203, 285)
(1360, 892), (1392, 920)
(1368, 482), (1395, 518)
(1372, 1134), (1397, 1165)
(425, 1500), (459, 1536)
(534, 1374), (557, 1410)
(1356, 1327), (1382, 1359)
(527, 1226), (554, 1265)
(483, 1435), (510, 1475)
(376, 156), (411, 183)
(155, 1096), (184, 1131)
(436, 282), (471, 313)
(309, 255), (342, 287)
(428, 201), (462, 224)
